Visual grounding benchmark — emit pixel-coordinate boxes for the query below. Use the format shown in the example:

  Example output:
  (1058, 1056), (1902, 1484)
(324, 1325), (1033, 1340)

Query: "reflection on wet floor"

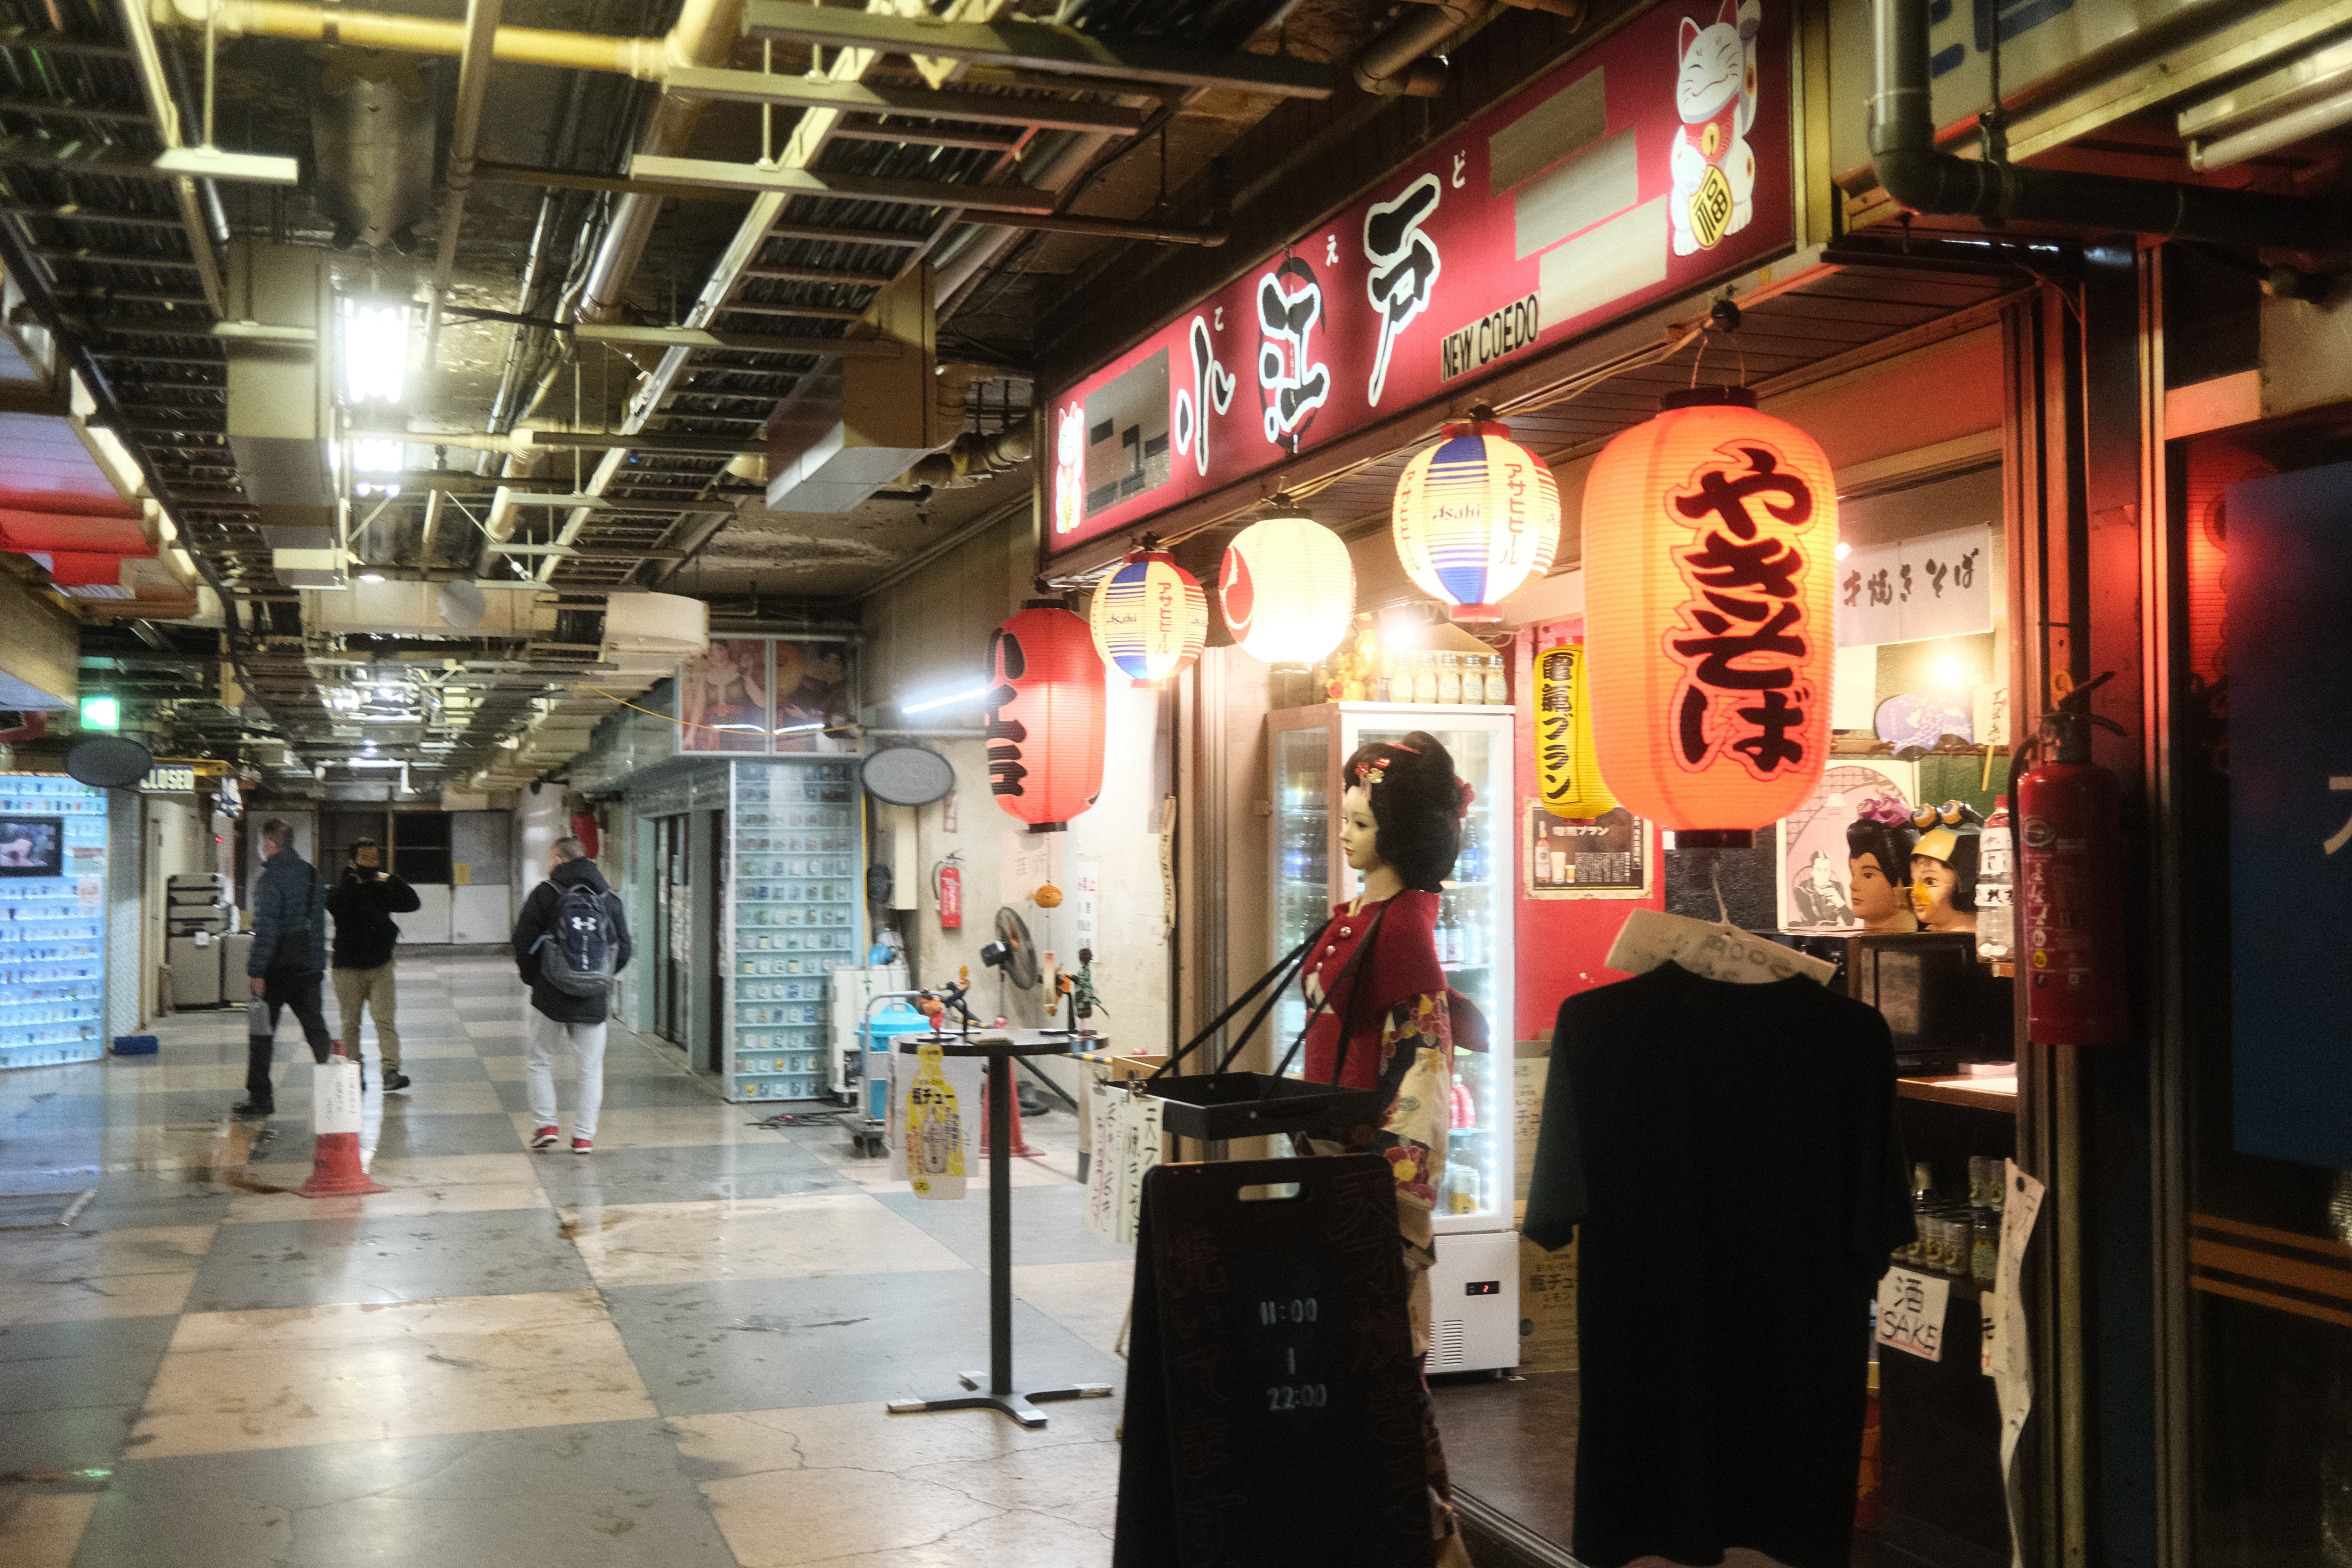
(0, 951), (1130, 1568)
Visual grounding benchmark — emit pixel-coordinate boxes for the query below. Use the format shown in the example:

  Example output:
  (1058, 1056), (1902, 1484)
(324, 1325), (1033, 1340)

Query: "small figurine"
(1909, 801), (1984, 935)
(1846, 800), (1922, 936)
(1068, 947), (1105, 1023)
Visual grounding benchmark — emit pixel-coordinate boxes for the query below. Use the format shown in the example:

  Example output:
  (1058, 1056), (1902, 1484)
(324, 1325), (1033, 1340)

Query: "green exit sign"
(79, 694), (119, 732)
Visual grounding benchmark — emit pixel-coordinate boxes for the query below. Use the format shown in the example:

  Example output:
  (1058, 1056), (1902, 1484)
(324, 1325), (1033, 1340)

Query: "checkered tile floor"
(0, 954), (1129, 1568)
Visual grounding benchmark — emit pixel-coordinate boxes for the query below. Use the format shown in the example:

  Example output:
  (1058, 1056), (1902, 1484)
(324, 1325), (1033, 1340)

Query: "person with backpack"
(510, 835), (631, 1153)
(231, 819), (338, 1119)
(326, 837), (421, 1093)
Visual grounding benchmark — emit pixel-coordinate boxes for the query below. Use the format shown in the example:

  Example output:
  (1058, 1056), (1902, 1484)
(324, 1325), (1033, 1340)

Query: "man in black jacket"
(510, 837), (631, 1154)
(327, 838), (422, 1093)
(231, 819), (336, 1119)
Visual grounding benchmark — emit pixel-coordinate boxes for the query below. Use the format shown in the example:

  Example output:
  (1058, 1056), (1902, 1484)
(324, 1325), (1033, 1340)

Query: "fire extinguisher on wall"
(933, 854), (963, 930)
(2016, 673), (2130, 1046)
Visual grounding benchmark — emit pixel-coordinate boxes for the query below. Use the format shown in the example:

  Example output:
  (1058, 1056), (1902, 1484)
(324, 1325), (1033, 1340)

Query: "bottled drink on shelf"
(1977, 795), (2015, 963)
(1485, 654), (1509, 705)
(1443, 1158), (1482, 1214)
(1451, 1079), (1475, 1130)
(1438, 653), (1462, 704)
(1413, 653), (1439, 704)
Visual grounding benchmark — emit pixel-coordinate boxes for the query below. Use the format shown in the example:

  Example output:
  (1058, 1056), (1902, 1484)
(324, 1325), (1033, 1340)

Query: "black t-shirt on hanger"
(1525, 960), (1916, 1568)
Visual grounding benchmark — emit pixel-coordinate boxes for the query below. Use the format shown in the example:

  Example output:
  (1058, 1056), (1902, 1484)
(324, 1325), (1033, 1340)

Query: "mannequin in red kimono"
(1297, 731), (1474, 1568)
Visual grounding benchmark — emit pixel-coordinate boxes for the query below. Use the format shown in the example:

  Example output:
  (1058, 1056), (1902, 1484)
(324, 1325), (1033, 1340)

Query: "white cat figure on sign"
(1669, 0), (1762, 257)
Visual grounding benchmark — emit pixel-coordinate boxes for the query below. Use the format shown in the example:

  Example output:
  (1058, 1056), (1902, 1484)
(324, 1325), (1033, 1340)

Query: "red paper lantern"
(985, 600), (1105, 833)
(1583, 388), (1837, 845)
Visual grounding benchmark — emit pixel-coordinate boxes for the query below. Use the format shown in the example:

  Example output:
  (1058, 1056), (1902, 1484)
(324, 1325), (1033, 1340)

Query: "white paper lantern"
(1219, 510), (1355, 666)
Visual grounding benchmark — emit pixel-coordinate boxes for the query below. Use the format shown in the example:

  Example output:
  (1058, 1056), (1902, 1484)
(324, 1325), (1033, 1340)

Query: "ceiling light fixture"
(340, 298), (413, 406)
(359, 572), (386, 584)
(900, 684), (988, 715)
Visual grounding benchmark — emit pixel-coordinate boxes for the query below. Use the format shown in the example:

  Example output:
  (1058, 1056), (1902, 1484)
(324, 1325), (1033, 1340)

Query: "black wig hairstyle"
(1342, 730), (1462, 893)
(1843, 816), (1919, 889)
(1909, 800), (1986, 913)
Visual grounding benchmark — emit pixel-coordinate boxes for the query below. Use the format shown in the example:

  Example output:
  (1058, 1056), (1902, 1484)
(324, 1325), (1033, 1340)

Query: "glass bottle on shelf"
(1485, 653), (1509, 706)
(1413, 653), (1438, 704)
(1438, 653), (1462, 704)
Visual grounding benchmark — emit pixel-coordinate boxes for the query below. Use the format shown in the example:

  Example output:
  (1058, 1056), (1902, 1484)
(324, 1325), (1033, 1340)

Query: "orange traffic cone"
(298, 1043), (386, 1198)
(980, 1077), (1043, 1158)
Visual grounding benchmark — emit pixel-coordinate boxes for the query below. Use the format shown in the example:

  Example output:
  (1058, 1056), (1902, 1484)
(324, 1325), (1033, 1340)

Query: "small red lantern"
(1583, 387), (1837, 845)
(985, 600), (1105, 833)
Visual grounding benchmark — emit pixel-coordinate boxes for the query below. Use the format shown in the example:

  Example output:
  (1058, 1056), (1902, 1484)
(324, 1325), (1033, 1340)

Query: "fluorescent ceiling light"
(155, 146), (300, 185)
(352, 439), (404, 473)
(901, 684), (987, 715)
(358, 572), (386, 584)
(340, 298), (412, 406)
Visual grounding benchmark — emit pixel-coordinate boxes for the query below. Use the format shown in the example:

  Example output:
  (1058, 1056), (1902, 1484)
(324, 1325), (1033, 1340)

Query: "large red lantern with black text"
(1583, 387), (1837, 845)
(985, 600), (1105, 833)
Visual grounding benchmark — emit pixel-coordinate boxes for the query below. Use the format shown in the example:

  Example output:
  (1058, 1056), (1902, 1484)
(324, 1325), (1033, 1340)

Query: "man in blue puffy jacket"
(231, 820), (339, 1118)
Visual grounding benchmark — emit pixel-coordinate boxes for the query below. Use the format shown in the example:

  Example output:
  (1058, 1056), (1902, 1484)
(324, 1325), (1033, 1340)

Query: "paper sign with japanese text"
(1875, 1266), (1951, 1362)
(1045, 0), (1795, 558)
(1836, 525), (1993, 646)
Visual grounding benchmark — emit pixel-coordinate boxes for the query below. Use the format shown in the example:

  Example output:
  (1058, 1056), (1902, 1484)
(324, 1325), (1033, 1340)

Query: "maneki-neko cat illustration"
(1669, 0), (1763, 256)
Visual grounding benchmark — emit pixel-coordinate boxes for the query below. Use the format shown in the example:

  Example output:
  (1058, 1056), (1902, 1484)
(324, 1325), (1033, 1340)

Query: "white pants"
(525, 1010), (607, 1138)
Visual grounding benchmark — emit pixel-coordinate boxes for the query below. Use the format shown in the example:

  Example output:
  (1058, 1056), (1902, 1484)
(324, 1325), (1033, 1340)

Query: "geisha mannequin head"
(1338, 731), (1462, 901)
(1846, 801), (1920, 935)
(1909, 800), (1985, 934)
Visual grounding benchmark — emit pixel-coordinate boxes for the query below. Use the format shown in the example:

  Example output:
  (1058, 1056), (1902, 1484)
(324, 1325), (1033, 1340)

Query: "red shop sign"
(1046, 0), (1794, 559)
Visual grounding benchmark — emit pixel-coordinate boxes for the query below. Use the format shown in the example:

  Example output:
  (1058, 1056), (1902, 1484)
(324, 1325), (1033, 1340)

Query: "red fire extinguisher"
(934, 854), (963, 930)
(2016, 675), (2130, 1045)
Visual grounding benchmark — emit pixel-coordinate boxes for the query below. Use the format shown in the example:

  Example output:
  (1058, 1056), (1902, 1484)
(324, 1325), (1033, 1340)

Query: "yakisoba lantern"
(1583, 387), (1837, 846)
(1391, 411), (1560, 623)
(985, 601), (1105, 833)
(1089, 547), (1207, 688)
(1219, 507), (1356, 665)
(1534, 641), (1617, 820)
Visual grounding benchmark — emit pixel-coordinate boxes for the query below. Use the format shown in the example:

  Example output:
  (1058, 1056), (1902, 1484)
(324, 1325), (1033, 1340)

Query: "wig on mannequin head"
(1910, 800), (1985, 912)
(1844, 805), (1920, 888)
(1342, 730), (1464, 893)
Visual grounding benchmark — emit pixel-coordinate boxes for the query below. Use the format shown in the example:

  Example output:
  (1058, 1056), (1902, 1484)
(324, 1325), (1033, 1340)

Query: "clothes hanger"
(1603, 857), (1838, 986)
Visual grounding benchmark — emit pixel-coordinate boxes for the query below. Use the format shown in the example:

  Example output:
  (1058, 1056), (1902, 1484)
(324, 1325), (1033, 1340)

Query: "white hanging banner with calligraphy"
(1837, 524), (1992, 647)
(1991, 1160), (2047, 1568)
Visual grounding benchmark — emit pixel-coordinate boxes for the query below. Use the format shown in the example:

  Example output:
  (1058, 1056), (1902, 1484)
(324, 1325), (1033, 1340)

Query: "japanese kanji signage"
(2226, 462), (2352, 1170)
(1875, 1266), (1952, 1362)
(1047, 0), (1795, 558)
(1837, 525), (1993, 646)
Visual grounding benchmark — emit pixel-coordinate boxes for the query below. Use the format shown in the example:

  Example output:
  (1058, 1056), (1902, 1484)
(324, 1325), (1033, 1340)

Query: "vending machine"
(1265, 703), (1519, 1373)
(0, 774), (108, 1070)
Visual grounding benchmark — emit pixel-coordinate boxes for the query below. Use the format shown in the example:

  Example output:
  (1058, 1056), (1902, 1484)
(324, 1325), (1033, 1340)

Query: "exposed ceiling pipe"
(115, 0), (223, 310)
(148, 0), (667, 77)
(428, 0), (506, 311)
(1353, 0), (1491, 98)
(1868, 0), (2343, 252)
(569, 0), (740, 328)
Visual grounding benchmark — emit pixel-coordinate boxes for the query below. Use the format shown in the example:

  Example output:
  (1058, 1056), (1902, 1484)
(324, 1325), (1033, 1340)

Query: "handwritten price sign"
(1875, 1266), (1951, 1362)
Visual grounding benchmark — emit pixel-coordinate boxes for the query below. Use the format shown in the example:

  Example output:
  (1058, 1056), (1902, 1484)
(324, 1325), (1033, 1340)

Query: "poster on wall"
(2226, 463), (2352, 1170)
(1525, 802), (1650, 899)
(1045, 0), (1795, 557)
(677, 637), (856, 755)
(1773, 759), (1917, 933)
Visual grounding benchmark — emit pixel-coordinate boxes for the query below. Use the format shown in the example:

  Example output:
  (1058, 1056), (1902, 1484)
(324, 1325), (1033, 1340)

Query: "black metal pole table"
(886, 1030), (1113, 1429)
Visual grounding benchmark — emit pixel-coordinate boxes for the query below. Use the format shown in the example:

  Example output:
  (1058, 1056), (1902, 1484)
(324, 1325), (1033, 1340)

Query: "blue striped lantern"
(1391, 417), (1560, 623)
(1089, 548), (1207, 688)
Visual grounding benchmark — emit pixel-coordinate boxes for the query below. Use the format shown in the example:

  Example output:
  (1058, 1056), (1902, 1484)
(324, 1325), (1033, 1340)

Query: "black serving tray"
(1142, 1072), (1388, 1142)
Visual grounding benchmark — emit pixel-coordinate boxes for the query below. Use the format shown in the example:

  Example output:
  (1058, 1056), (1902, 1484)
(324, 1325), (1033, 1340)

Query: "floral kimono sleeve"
(1372, 990), (1454, 1216)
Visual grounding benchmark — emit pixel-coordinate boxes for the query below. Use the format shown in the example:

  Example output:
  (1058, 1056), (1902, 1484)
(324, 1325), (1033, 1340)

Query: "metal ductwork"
(1867, 0), (2344, 253)
(1353, 0), (1582, 97)
(902, 424), (1033, 490)
(312, 51), (437, 252)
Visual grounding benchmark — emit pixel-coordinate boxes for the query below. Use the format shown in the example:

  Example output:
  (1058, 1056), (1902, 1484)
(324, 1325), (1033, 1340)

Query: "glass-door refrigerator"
(725, 760), (864, 1103)
(1266, 703), (1519, 1373)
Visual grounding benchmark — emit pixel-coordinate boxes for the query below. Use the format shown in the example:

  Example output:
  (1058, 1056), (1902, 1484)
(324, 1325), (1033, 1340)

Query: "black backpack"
(534, 880), (617, 997)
